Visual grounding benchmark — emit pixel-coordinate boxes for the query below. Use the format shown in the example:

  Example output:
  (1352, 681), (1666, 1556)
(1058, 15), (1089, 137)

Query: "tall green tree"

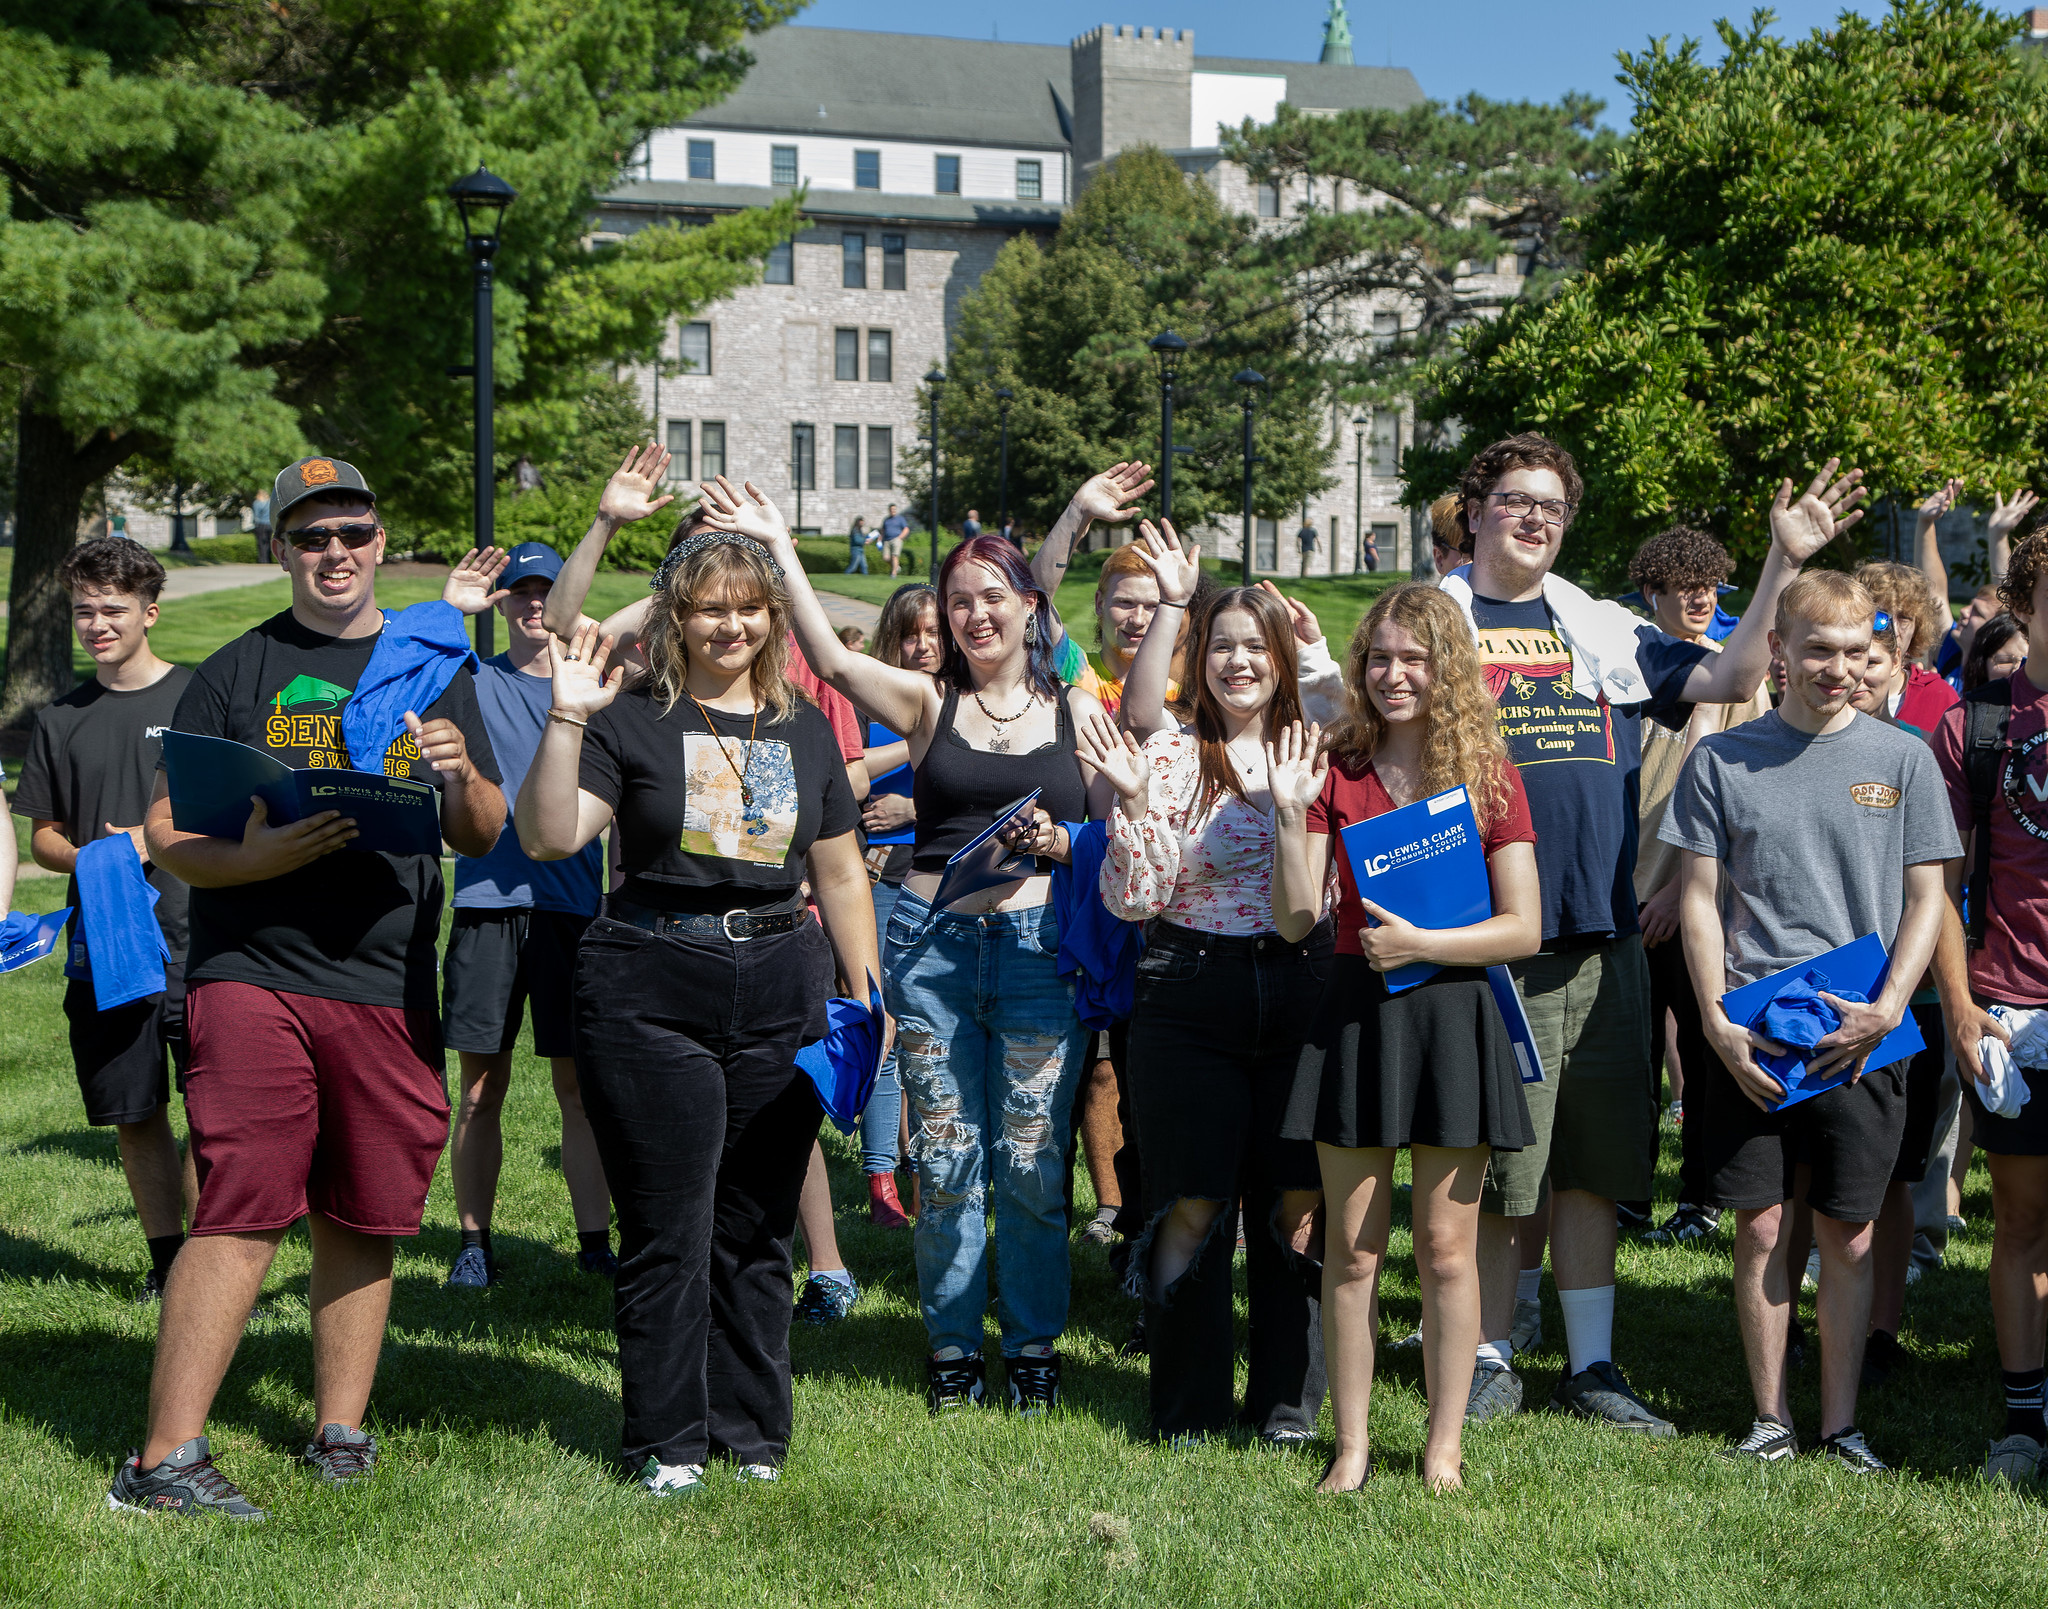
(0, 1), (801, 723)
(924, 147), (1333, 549)
(1222, 89), (1621, 560)
(1416, 1), (2048, 590)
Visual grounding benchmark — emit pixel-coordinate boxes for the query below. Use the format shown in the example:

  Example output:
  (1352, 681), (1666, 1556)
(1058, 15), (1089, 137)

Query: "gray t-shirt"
(1659, 709), (1962, 987)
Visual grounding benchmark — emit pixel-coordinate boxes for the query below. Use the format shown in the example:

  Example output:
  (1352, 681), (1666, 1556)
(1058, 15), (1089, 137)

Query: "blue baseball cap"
(501, 542), (563, 587)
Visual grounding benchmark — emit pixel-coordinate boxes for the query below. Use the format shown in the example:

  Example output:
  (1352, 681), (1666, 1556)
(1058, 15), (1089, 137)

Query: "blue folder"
(930, 788), (1041, 912)
(163, 730), (442, 858)
(0, 908), (73, 973)
(1337, 785), (1491, 993)
(1719, 933), (1925, 1110)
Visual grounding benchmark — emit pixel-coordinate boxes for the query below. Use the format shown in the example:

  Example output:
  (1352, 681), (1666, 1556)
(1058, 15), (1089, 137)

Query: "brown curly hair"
(1628, 527), (1732, 596)
(1855, 561), (1942, 667)
(1325, 583), (1513, 831)
(1458, 432), (1584, 539)
(2000, 532), (2048, 623)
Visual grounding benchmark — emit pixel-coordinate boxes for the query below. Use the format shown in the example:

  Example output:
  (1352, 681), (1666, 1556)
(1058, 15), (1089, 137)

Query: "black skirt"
(1281, 954), (1535, 1152)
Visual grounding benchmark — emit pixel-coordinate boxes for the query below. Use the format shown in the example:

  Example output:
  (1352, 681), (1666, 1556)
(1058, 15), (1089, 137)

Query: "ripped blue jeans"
(883, 888), (1088, 1357)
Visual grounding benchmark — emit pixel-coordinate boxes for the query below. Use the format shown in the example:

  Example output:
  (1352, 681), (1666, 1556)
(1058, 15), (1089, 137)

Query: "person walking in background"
(999, 515), (1022, 552)
(845, 516), (873, 575)
(879, 504), (910, 578)
(438, 541), (614, 1289)
(116, 456), (503, 1519)
(249, 492), (271, 548)
(13, 537), (196, 1302)
(962, 509), (982, 542)
(1297, 519), (1319, 578)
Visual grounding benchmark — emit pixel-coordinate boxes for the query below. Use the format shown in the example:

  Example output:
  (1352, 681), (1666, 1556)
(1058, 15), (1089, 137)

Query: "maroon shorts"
(184, 980), (450, 1236)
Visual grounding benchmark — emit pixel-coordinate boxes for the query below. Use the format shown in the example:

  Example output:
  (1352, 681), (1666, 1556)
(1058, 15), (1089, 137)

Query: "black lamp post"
(1148, 330), (1187, 524)
(1352, 414), (1369, 574)
(925, 367), (946, 575)
(995, 386), (1013, 526)
(1235, 368), (1265, 586)
(449, 163), (517, 657)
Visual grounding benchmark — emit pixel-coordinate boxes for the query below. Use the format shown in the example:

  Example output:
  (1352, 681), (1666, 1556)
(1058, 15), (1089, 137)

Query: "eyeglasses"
(284, 522), (380, 553)
(1487, 491), (1572, 527)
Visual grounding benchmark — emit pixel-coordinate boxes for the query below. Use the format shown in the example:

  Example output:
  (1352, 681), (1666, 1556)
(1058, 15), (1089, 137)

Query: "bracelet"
(546, 709), (588, 729)
(1155, 599), (1187, 609)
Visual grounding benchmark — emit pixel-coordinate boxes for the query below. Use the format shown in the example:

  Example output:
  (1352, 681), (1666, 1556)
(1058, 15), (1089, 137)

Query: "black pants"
(1127, 920), (1332, 1438)
(573, 910), (831, 1471)
(1644, 929), (1710, 1204)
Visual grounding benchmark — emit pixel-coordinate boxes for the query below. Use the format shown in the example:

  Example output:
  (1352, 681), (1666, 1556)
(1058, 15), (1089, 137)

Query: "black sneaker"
(1616, 1201), (1655, 1237)
(1721, 1416), (1797, 1463)
(1860, 1329), (1903, 1389)
(1642, 1203), (1722, 1247)
(1816, 1427), (1888, 1475)
(1549, 1360), (1676, 1436)
(578, 1247), (618, 1281)
(107, 1437), (265, 1520)
(1007, 1352), (1061, 1417)
(793, 1273), (858, 1324)
(303, 1422), (378, 1485)
(1118, 1314), (1148, 1358)
(926, 1353), (987, 1415)
(446, 1244), (494, 1288)
(135, 1268), (168, 1306)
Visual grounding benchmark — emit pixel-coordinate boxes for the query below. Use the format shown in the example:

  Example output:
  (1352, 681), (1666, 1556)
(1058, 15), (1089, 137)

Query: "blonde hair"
(1326, 582), (1512, 830)
(1429, 492), (1468, 557)
(1774, 570), (1874, 640)
(1854, 561), (1939, 665)
(641, 540), (797, 722)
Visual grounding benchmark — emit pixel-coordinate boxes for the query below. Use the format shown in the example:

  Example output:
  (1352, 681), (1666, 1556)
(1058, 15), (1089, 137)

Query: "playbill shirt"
(1469, 594), (1706, 941)
(578, 686), (858, 912)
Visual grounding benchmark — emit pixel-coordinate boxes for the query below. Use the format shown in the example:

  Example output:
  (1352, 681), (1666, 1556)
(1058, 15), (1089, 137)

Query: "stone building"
(594, 16), (1435, 573)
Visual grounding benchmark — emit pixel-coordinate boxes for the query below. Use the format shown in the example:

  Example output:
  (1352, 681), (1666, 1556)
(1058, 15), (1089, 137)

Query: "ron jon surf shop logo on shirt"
(1849, 782), (1900, 810)
(1473, 624), (1616, 765)
(263, 672), (421, 778)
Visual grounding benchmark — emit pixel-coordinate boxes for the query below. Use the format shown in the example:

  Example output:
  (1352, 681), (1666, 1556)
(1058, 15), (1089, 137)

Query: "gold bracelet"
(546, 709), (588, 729)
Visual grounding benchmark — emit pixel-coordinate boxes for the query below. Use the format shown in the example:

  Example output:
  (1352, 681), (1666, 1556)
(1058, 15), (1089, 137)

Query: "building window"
(882, 233), (906, 291)
(1372, 310), (1400, 350)
(700, 421), (725, 481)
(1371, 522), (1398, 567)
(834, 425), (861, 489)
(1255, 518), (1278, 572)
(664, 421), (691, 483)
(791, 423), (816, 492)
(867, 426), (893, 490)
(842, 232), (866, 289)
(771, 145), (798, 186)
(935, 154), (960, 194)
(1371, 408), (1400, 475)
(854, 149), (880, 190)
(677, 322), (711, 376)
(764, 238), (793, 285)
(867, 329), (892, 384)
(1257, 181), (1280, 218)
(834, 327), (859, 382)
(1017, 159), (1042, 200)
(687, 139), (715, 181)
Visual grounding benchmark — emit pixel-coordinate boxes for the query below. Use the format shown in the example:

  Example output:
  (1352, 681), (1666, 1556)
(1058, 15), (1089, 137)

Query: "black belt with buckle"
(610, 897), (806, 942)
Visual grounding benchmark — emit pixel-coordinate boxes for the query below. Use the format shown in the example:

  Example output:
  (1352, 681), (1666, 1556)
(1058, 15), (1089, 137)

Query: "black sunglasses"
(283, 522), (380, 553)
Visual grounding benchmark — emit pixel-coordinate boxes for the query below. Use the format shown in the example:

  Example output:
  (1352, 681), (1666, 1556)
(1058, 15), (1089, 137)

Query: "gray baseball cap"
(273, 456), (376, 528)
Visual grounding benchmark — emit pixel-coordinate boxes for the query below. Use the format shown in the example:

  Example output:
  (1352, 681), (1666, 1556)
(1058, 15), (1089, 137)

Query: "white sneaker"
(1508, 1298), (1543, 1355)
(734, 1463), (779, 1483)
(639, 1459), (707, 1496)
(1802, 1247), (1822, 1290)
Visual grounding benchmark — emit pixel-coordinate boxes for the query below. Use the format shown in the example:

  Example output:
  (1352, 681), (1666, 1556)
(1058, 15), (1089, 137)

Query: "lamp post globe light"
(449, 163), (517, 657)
(925, 368), (946, 575)
(1234, 368), (1265, 586)
(1352, 414), (1369, 574)
(1148, 330), (1187, 524)
(995, 386), (1013, 527)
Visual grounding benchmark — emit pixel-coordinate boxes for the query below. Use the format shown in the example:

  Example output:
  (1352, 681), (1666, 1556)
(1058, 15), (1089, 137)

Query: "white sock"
(1516, 1267), (1543, 1305)
(1557, 1284), (1615, 1377)
(1476, 1338), (1514, 1371)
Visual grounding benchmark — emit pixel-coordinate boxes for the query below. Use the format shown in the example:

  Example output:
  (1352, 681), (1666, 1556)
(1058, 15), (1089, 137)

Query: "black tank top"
(911, 682), (1089, 876)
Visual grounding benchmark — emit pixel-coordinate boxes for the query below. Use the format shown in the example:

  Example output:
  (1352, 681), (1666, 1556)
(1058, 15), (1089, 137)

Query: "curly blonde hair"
(1325, 582), (1513, 829)
(641, 540), (798, 722)
(1855, 561), (1941, 667)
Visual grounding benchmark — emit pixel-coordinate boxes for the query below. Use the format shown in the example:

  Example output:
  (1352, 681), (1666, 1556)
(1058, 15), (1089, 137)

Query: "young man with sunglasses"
(114, 457), (504, 1520)
(1441, 432), (1865, 1435)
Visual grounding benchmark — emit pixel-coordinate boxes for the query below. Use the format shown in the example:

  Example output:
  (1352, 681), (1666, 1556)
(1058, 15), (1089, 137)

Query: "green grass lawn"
(1, 855), (2044, 1601)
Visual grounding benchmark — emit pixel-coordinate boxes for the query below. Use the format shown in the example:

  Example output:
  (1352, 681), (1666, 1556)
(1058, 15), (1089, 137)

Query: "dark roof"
(598, 180), (1063, 231)
(681, 26), (1425, 148)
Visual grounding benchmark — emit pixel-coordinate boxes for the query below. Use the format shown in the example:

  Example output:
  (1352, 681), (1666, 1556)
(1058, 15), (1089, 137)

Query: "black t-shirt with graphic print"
(578, 685), (859, 914)
(165, 610), (499, 1010)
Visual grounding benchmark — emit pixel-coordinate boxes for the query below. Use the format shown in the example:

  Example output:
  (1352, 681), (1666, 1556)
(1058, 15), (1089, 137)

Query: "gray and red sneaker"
(303, 1423), (378, 1484)
(107, 1437), (265, 1521)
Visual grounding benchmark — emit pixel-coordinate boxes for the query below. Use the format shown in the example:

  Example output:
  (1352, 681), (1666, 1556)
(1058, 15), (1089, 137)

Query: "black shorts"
(442, 908), (591, 1059)
(65, 962), (187, 1125)
(1889, 1002), (1946, 1185)
(1692, 1050), (1907, 1225)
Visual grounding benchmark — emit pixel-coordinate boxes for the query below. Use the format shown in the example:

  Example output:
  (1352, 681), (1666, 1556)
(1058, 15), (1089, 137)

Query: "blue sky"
(789, 1), (1896, 127)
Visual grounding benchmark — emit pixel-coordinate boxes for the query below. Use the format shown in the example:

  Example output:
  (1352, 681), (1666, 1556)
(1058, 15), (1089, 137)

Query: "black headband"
(650, 530), (783, 594)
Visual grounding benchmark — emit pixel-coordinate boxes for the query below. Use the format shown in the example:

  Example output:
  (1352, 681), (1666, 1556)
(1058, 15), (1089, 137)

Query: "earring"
(1024, 613), (1038, 646)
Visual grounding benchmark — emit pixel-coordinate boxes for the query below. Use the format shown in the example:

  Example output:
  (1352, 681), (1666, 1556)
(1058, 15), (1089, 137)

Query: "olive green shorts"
(1480, 935), (1657, 1218)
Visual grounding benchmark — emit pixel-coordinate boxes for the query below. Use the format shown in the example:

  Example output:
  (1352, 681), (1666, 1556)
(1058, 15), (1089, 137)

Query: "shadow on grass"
(0, 1226), (128, 1288)
(10, 1128), (121, 1167)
